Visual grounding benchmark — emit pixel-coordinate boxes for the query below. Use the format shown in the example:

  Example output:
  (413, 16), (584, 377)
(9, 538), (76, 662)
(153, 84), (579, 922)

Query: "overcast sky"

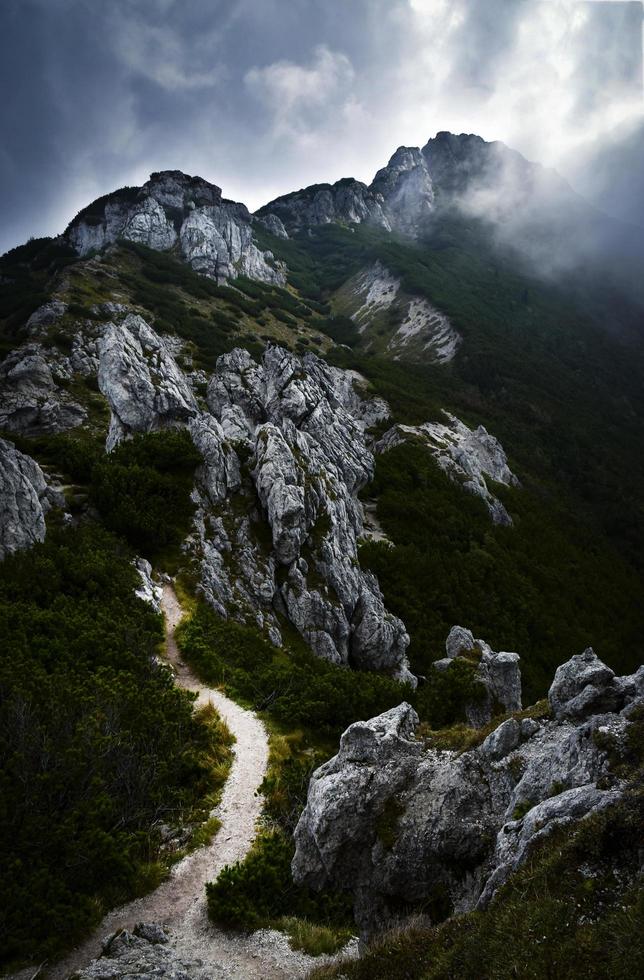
(1, 0), (642, 254)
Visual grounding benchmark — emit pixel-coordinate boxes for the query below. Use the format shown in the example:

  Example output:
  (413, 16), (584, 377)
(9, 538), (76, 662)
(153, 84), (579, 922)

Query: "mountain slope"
(1, 132), (644, 974)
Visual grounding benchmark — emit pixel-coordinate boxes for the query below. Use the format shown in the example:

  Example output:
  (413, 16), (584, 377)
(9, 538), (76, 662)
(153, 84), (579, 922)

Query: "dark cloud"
(1, 0), (642, 253)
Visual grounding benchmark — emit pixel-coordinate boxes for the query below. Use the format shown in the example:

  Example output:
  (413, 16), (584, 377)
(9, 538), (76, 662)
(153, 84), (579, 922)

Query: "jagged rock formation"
(0, 437), (63, 559)
(97, 313), (199, 451)
(336, 261), (460, 363)
(376, 411), (519, 524)
(292, 646), (643, 937)
(433, 626), (521, 726)
(65, 171), (286, 285)
(370, 147), (435, 233)
(258, 146), (435, 237)
(193, 345), (414, 683)
(0, 342), (87, 435)
(73, 308), (412, 681)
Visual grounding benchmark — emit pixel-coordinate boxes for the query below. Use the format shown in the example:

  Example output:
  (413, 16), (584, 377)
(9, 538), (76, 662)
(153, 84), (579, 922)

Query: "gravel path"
(41, 584), (352, 980)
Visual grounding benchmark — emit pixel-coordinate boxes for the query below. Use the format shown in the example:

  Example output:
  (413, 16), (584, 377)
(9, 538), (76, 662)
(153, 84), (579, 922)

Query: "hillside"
(1, 133), (643, 978)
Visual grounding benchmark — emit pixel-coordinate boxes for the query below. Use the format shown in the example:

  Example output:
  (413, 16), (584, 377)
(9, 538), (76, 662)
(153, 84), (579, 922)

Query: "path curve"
(47, 583), (277, 979)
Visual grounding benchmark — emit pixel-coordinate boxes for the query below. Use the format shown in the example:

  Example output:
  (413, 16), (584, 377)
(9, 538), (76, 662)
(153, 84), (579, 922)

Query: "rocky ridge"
(376, 411), (519, 524)
(292, 642), (644, 937)
(193, 344), (413, 681)
(66, 171), (286, 285)
(15, 302), (413, 682)
(258, 145), (435, 237)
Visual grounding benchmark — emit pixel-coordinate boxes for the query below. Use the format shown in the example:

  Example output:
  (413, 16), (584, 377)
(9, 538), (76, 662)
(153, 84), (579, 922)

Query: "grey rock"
(0, 343), (87, 435)
(293, 654), (642, 936)
(134, 558), (163, 613)
(520, 717), (540, 739)
(193, 344), (412, 681)
(76, 925), (194, 980)
(98, 314), (198, 450)
(66, 170), (285, 285)
(254, 212), (289, 238)
(0, 438), (49, 559)
(548, 648), (625, 721)
(133, 922), (169, 945)
(481, 718), (521, 760)
(257, 178), (390, 235)
(445, 625), (476, 659)
(438, 627), (522, 727)
(189, 414), (241, 505)
(371, 146), (435, 234)
(377, 412), (519, 524)
(26, 299), (67, 335)
(260, 145), (436, 237)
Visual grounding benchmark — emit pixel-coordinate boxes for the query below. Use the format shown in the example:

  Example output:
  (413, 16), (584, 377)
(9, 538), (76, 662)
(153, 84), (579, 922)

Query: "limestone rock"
(254, 212), (289, 239)
(0, 438), (49, 559)
(0, 343), (86, 435)
(188, 414), (241, 505)
(377, 412), (519, 524)
(256, 178), (390, 235)
(193, 344), (413, 681)
(66, 170), (285, 285)
(26, 299), (67, 336)
(340, 261), (460, 364)
(75, 924), (194, 980)
(548, 648), (625, 721)
(134, 558), (163, 613)
(371, 146), (435, 234)
(438, 626), (522, 727)
(97, 314), (198, 450)
(293, 654), (642, 937)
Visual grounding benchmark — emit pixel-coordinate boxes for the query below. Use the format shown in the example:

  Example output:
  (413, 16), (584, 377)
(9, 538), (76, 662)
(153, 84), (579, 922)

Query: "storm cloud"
(1, 0), (642, 254)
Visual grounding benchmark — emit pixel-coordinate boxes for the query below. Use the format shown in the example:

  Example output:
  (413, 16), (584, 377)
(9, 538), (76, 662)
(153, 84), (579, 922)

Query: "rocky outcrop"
(433, 626), (521, 726)
(293, 648), (641, 937)
(548, 647), (643, 721)
(0, 343), (87, 435)
(26, 299), (68, 336)
(190, 344), (413, 682)
(370, 146), (435, 234)
(377, 412), (519, 524)
(98, 313), (198, 450)
(254, 212), (289, 239)
(134, 558), (163, 613)
(66, 170), (286, 285)
(0, 438), (63, 559)
(75, 923), (196, 980)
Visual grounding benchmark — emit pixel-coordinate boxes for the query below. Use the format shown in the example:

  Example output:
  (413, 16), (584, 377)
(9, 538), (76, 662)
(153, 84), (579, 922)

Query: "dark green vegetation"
(0, 524), (232, 968)
(91, 429), (201, 563)
(310, 711), (644, 980)
(0, 236), (77, 355)
(261, 219), (644, 571)
(361, 442), (644, 703)
(179, 602), (486, 941)
(177, 601), (409, 738)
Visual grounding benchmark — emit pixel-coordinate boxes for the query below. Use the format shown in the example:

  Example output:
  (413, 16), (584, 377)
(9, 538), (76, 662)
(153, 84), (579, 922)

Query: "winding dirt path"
(45, 584), (306, 980)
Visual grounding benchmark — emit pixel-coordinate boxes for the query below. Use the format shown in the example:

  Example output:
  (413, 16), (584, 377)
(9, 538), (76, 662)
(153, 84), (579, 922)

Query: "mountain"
(1, 133), (643, 978)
